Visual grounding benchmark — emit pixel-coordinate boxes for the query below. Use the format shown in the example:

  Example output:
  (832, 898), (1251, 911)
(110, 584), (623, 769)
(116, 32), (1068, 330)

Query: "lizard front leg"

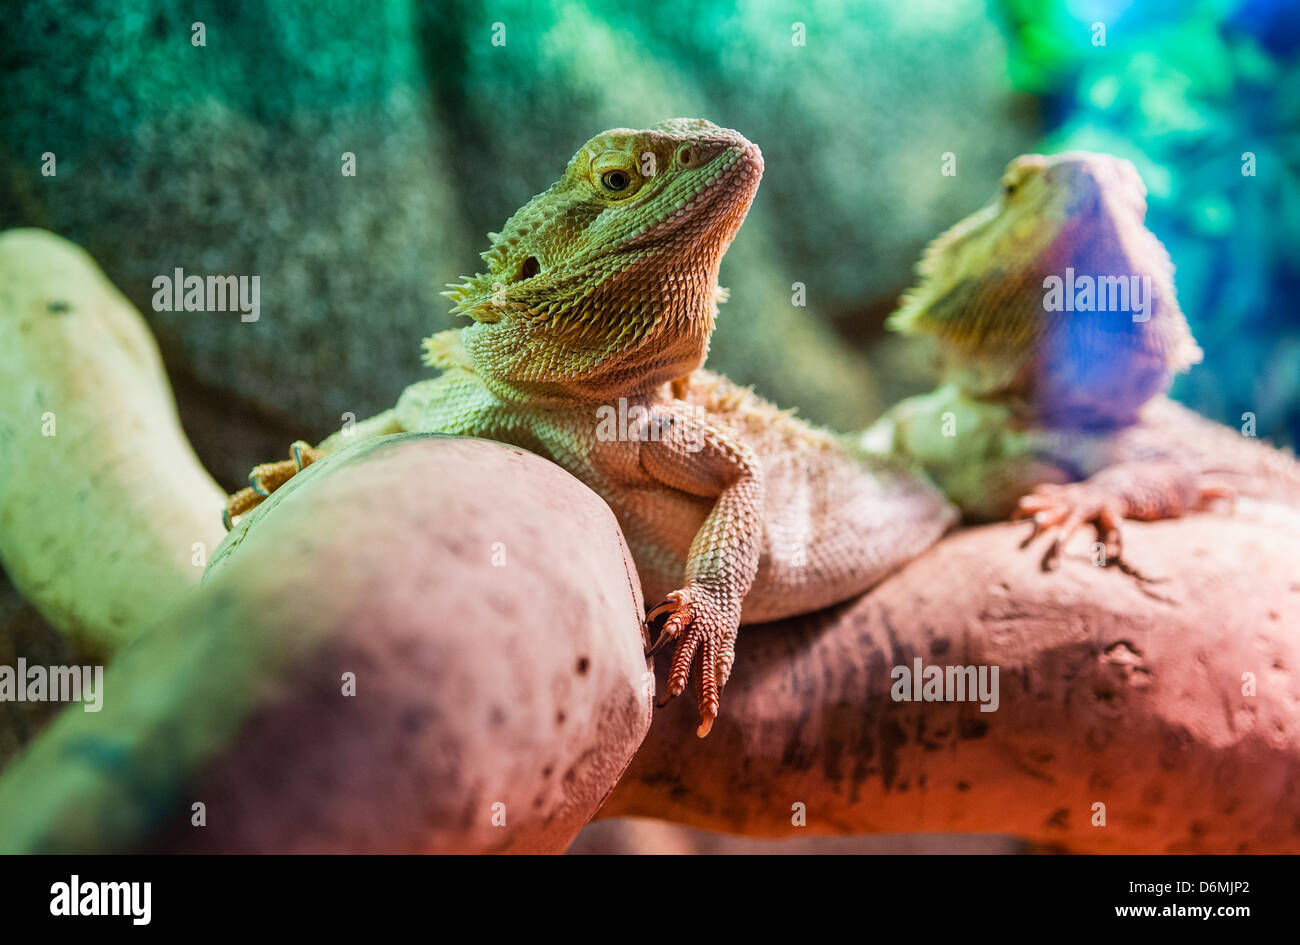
(1014, 459), (1234, 572)
(638, 407), (764, 738)
(223, 440), (324, 530)
(222, 409), (403, 529)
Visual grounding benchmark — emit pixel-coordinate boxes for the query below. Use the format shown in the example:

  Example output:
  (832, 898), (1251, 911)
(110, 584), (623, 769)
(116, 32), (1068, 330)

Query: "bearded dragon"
(865, 151), (1300, 567)
(224, 130), (1298, 736)
(224, 119), (959, 736)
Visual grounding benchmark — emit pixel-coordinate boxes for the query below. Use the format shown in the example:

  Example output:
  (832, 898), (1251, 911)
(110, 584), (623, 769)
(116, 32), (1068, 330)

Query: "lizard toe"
(645, 587), (732, 737)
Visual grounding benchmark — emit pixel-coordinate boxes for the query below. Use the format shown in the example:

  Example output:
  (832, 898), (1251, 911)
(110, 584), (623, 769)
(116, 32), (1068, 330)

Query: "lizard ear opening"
(521, 256), (541, 280)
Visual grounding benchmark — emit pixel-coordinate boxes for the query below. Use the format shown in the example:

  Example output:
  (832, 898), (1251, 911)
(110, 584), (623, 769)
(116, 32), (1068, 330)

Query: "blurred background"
(1, 0), (1297, 851)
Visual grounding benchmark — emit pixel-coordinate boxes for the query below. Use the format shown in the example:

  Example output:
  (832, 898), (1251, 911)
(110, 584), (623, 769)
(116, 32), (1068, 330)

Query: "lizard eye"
(520, 256), (540, 279)
(677, 145), (696, 167)
(1002, 156), (1046, 198)
(601, 169), (631, 192)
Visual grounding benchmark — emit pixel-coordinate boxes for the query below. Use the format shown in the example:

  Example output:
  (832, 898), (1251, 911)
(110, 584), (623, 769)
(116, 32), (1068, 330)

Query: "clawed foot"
(645, 588), (734, 738)
(1013, 482), (1126, 572)
(1012, 473), (1234, 578)
(222, 440), (323, 530)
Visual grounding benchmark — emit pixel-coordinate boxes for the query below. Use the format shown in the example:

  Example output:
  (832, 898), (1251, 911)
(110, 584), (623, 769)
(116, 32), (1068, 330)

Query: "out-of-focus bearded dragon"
(224, 127), (1299, 736)
(866, 151), (1299, 568)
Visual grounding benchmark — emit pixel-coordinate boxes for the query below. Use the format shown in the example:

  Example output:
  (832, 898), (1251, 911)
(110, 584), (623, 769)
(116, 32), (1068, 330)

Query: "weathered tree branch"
(0, 435), (651, 852)
(610, 515), (1300, 852)
(0, 230), (227, 653)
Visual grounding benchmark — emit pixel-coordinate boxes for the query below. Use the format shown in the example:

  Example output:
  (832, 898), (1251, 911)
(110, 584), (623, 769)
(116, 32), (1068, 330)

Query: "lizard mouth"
(693, 140), (764, 231)
(631, 139), (764, 248)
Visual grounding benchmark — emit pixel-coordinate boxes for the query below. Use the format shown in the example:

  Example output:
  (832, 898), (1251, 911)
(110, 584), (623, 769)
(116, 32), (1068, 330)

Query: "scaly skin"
(225, 120), (958, 736)
(865, 152), (1300, 569)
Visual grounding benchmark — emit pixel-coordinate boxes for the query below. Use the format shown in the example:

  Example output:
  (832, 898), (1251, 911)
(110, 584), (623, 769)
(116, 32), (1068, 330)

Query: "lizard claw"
(223, 441), (325, 531)
(249, 470), (273, 497)
(645, 591), (691, 657)
(223, 485), (265, 532)
(645, 587), (733, 738)
(1013, 466), (1235, 575)
(1013, 483), (1122, 571)
(645, 592), (683, 633)
(290, 440), (322, 472)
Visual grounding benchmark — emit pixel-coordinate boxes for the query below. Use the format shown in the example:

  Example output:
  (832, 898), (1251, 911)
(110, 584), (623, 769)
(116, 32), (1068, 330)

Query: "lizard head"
(431, 119), (764, 403)
(890, 152), (1202, 429)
